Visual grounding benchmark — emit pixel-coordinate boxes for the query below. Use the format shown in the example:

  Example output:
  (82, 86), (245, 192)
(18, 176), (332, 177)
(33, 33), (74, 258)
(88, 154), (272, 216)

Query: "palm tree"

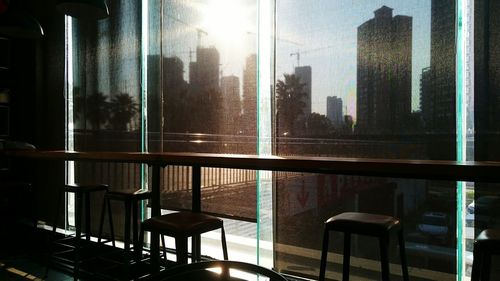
(276, 74), (306, 136)
(86, 92), (110, 130)
(306, 113), (333, 137)
(108, 93), (138, 131)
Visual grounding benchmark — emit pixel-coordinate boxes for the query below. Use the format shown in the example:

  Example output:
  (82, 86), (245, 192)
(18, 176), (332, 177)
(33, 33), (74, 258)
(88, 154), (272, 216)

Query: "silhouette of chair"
(98, 188), (151, 253)
(51, 183), (114, 279)
(319, 212), (409, 281)
(138, 211), (228, 265)
(471, 229), (500, 281)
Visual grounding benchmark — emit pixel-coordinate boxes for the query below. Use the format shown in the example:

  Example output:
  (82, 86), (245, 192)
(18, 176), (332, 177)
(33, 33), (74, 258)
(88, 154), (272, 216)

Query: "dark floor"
(0, 222), (158, 281)
(0, 222), (71, 280)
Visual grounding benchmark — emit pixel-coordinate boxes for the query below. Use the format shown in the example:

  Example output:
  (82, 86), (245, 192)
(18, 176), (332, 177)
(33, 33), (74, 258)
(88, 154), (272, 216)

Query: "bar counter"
(3, 149), (500, 272)
(5, 149), (500, 182)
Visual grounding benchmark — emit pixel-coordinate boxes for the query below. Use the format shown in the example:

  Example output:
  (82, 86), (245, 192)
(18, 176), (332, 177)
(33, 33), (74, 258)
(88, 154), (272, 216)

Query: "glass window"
(274, 1), (458, 279)
(63, 0), (500, 279)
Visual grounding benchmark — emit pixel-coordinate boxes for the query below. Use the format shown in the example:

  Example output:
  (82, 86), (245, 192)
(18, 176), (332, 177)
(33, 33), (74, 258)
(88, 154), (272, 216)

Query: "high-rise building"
(221, 75), (241, 134)
(294, 66), (312, 117)
(242, 54), (257, 136)
(163, 56), (188, 133)
(189, 46), (220, 92)
(419, 67), (432, 130)
(146, 55), (188, 139)
(187, 47), (222, 134)
(356, 6), (412, 134)
(326, 96), (343, 128)
(428, 0), (455, 133)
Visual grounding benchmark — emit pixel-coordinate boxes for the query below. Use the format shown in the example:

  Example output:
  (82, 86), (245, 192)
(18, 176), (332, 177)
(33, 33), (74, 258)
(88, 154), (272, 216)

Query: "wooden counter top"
(4, 149), (500, 183)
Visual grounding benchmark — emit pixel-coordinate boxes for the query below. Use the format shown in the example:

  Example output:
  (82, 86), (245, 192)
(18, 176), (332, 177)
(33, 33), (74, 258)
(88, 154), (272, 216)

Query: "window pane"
(275, 1), (457, 279)
(147, 0), (258, 154)
(72, 1), (142, 151)
(147, 0), (260, 261)
(474, 2), (500, 279)
(70, 0), (142, 240)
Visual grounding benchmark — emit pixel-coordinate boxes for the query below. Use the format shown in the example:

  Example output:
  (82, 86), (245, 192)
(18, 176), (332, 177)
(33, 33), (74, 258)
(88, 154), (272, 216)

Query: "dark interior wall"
(34, 0), (65, 224)
(3, 0), (65, 223)
(34, 0), (65, 150)
(4, 0), (65, 148)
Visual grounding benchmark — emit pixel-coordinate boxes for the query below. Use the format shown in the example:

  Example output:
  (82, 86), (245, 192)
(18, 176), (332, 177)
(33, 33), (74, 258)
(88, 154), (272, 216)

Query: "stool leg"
(52, 190), (64, 234)
(132, 199), (139, 251)
(221, 226), (228, 260)
(97, 196), (107, 244)
(124, 200), (132, 252)
(136, 226), (144, 262)
(482, 251), (491, 281)
(74, 192), (83, 281)
(175, 236), (188, 264)
(84, 193), (91, 241)
(319, 228), (330, 281)
(75, 192), (83, 241)
(192, 235), (200, 261)
(161, 235), (167, 262)
(398, 230), (409, 281)
(471, 245), (483, 281)
(379, 235), (390, 281)
(107, 196), (115, 247)
(343, 232), (351, 281)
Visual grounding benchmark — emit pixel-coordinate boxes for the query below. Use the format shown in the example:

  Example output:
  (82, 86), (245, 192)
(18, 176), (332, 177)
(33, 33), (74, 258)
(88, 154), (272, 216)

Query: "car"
(418, 212), (449, 241)
(466, 196), (500, 228)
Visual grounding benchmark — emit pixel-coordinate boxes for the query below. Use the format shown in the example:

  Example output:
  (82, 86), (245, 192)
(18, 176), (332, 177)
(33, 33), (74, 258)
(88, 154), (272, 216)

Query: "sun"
(200, 0), (253, 47)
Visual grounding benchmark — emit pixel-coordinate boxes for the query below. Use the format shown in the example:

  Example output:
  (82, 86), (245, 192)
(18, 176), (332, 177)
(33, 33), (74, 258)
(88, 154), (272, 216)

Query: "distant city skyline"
(277, 0), (431, 120)
(149, 1), (431, 123)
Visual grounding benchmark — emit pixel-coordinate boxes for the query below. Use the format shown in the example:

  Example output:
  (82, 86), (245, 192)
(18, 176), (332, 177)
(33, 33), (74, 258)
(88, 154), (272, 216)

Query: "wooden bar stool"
(51, 183), (114, 280)
(53, 183), (114, 242)
(319, 212), (409, 281)
(471, 229), (500, 281)
(138, 211), (228, 265)
(98, 188), (152, 253)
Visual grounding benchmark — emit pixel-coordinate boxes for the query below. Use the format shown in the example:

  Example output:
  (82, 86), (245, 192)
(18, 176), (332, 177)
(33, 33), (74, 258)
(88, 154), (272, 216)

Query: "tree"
(72, 87), (85, 129)
(108, 93), (138, 131)
(276, 74), (306, 136)
(306, 113), (333, 137)
(86, 92), (110, 130)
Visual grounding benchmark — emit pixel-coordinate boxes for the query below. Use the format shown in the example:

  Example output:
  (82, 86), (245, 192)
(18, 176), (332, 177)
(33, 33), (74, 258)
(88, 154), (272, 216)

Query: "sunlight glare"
(201, 0), (251, 48)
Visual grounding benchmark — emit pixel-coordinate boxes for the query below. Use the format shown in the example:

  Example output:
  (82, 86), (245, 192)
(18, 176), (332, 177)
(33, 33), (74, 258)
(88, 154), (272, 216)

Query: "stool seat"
(64, 183), (108, 193)
(139, 211), (228, 266)
(142, 212), (224, 236)
(475, 229), (500, 246)
(471, 229), (500, 281)
(325, 212), (401, 236)
(106, 189), (152, 200)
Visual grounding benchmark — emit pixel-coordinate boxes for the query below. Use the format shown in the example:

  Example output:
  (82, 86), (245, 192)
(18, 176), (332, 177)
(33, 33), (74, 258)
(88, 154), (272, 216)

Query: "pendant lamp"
(56, 0), (109, 20)
(0, 11), (44, 39)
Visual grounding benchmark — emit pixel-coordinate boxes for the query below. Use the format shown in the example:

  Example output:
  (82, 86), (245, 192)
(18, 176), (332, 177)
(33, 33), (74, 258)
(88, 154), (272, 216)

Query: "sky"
(276, 0), (432, 118)
(154, 0), (432, 121)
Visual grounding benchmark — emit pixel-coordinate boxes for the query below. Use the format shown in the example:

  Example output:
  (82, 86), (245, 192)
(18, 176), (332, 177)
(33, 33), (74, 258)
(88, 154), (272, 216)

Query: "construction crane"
(246, 31), (302, 47)
(290, 45), (335, 66)
(166, 14), (208, 47)
(196, 28), (208, 47)
(290, 51), (301, 66)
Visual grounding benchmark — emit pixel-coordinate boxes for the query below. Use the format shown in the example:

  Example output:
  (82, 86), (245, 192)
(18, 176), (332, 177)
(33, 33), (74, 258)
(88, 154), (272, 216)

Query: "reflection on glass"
(148, 0), (258, 154)
(275, 1), (457, 280)
(145, 0), (262, 265)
